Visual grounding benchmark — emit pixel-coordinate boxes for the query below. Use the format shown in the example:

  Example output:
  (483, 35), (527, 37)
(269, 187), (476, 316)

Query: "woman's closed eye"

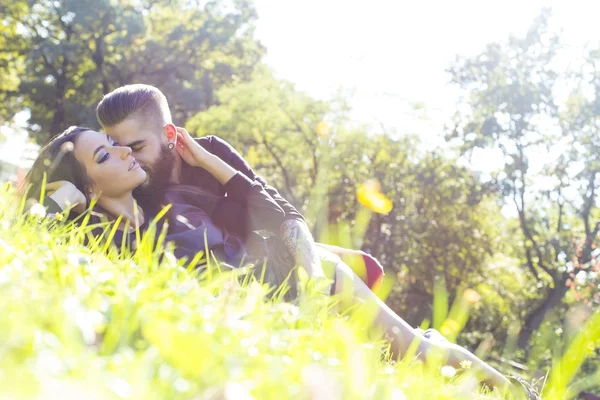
(97, 152), (109, 163)
(96, 136), (117, 163)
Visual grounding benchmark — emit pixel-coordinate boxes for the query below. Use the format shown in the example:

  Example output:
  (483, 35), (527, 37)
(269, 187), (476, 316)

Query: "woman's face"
(73, 130), (147, 198)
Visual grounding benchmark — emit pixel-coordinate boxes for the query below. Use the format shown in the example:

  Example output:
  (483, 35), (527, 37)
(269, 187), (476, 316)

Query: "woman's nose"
(116, 145), (132, 160)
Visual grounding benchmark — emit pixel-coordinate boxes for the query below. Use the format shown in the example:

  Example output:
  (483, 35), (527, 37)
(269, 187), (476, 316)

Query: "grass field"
(0, 185), (597, 399)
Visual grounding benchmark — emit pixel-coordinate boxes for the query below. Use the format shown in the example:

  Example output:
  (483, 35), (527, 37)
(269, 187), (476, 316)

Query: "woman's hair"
(23, 126), (93, 202)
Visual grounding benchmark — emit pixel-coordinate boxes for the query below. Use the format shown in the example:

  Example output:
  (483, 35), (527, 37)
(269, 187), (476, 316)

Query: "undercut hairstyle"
(96, 84), (172, 129)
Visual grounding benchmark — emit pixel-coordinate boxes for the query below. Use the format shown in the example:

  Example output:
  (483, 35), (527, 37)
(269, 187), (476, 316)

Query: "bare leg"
(330, 257), (512, 391)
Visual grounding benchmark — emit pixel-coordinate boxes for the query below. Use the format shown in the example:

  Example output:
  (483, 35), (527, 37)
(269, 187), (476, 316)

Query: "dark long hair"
(23, 126), (93, 203)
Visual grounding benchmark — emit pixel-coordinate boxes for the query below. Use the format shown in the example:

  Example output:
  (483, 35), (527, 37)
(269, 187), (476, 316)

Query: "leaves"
(1, 0), (265, 143)
(0, 186), (509, 399)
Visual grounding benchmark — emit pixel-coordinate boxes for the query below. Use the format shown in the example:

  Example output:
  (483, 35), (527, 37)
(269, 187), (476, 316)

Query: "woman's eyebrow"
(93, 145), (106, 159)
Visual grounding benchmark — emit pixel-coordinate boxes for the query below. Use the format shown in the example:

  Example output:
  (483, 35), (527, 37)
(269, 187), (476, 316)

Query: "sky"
(252, 0), (600, 167)
(3, 0), (600, 172)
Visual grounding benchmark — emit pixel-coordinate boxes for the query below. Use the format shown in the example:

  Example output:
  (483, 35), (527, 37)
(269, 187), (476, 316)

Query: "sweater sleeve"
(42, 196), (65, 214)
(212, 172), (286, 236)
(202, 136), (306, 224)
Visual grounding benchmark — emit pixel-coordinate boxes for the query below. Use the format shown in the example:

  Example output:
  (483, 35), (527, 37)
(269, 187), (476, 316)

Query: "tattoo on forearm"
(280, 220), (320, 268)
(281, 220), (300, 255)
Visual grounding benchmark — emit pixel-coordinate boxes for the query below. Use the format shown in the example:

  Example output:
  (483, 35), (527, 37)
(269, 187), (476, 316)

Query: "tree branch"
(260, 137), (298, 204)
(282, 109), (319, 185)
(525, 247), (540, 280)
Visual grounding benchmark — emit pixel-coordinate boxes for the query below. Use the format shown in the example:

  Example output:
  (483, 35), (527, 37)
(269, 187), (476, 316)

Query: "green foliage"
(447, 8), (600, 363)
(0, 0), (264, 143)
(3, 1), (600, 395)
(187, 59), (600, 394)
(0, 187), (510, 399)
(0, 0), (28, 123)
(188, 73), (503, 333)
(187, 67), (332, 206)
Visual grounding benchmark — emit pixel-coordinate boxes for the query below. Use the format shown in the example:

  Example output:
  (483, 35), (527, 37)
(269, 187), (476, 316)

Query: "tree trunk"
(50, 73), (66, 135)
(517, 276), (569, 349)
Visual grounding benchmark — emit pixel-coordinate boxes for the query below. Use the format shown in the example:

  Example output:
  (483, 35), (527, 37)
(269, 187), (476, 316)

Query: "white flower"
(390, 388), (407, 400)
(29, 203), (47, 218)
(440, 365), (457, 378)
(224, 382), (255, 400)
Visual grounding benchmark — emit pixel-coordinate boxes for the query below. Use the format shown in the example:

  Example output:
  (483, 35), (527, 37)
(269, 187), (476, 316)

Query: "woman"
(25, 126), (303, 294)
(23, 126), (533, 397)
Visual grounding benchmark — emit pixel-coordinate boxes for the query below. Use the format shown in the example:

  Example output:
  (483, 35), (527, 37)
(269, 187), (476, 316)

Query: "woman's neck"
(97, 193), (145, 230)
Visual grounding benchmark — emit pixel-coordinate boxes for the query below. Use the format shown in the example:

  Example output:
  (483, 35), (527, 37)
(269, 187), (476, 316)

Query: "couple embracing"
(23, 84), (537, 398)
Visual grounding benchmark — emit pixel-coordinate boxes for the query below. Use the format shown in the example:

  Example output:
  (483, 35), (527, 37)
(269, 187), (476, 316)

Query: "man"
(95, 84), (383, 287)
(93, 85), (535, 396)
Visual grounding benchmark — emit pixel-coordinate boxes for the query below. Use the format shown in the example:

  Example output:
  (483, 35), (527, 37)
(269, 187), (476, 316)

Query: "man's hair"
(96, 84), (172, 128)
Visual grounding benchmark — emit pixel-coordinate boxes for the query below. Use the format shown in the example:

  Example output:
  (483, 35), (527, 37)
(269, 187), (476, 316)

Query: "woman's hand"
(174, 126), (237, 185)
(46, 181), (86, 213)
(175, 126), (211, 168)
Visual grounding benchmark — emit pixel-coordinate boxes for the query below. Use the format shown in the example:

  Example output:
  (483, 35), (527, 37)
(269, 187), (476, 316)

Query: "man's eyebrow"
(126, 140), (146, 148)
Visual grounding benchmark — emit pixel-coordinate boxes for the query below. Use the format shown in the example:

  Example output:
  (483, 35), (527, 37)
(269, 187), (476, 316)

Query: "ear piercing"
(168, 142), (175, 150)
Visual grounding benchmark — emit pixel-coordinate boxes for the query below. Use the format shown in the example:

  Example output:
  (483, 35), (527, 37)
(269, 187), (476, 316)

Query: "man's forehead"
(106, 118), (154, 142)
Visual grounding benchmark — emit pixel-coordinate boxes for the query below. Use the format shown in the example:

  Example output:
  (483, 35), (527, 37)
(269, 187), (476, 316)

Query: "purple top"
(183, 136), (304, 225)
(43, 135), (301, 267)
(159, 172), (287, 266)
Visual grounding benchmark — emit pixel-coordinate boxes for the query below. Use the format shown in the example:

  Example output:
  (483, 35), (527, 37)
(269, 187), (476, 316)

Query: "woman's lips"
(129, 159), (139, 171)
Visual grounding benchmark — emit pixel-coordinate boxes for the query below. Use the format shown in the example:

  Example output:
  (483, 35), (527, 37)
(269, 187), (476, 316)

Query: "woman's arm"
(175, 127), (237, 185)
(199, 135), (306, 223)
(175, 127), (324, 278)
(45, 180), (87, 213)
(175, 127), (286, 235)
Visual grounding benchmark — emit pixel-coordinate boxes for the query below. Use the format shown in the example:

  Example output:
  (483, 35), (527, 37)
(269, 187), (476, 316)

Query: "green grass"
(0, 185), (597, 399)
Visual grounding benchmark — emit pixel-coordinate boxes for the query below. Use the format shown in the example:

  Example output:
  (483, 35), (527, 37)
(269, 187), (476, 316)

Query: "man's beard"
(133, 144), (176, 200)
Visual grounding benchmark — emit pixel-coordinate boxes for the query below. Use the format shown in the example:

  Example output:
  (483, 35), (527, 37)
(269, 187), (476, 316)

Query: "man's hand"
(46, 181), (86, 213)
(174, 126), (211, 168)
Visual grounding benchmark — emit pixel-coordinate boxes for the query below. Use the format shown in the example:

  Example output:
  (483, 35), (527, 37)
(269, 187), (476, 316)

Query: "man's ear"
(164, 124), (177, 149)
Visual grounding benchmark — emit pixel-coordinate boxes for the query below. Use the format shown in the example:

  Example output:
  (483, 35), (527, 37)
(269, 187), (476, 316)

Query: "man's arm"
(201, 136), (324, 277)
(280, 219), (324, 278)
(176, 128), (286, 236)
(200, 136), (305, 223)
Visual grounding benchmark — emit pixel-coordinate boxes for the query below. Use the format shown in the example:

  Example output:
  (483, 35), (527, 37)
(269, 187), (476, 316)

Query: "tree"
(447, 9), (600, 353)
(187, 67), (333, 207)
(0, 0), (28, 124)
(188, 72), (503, 328)
(1, 0), (264, 144)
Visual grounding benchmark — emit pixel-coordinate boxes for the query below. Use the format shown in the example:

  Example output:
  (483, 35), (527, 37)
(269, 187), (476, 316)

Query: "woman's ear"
(87, 182), (99, 201)
(164, 124), (177, 150)
(88, 189), (98, 202)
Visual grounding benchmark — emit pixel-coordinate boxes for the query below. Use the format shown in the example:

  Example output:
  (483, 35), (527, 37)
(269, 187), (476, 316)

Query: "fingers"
(175, 126), (196, 144)
(175, 126), (190, 139)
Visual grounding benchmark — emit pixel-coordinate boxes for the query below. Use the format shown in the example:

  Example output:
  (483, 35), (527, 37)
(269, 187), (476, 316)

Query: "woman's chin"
(131, 172), (147, 189)
(135, 169), (148, 182)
